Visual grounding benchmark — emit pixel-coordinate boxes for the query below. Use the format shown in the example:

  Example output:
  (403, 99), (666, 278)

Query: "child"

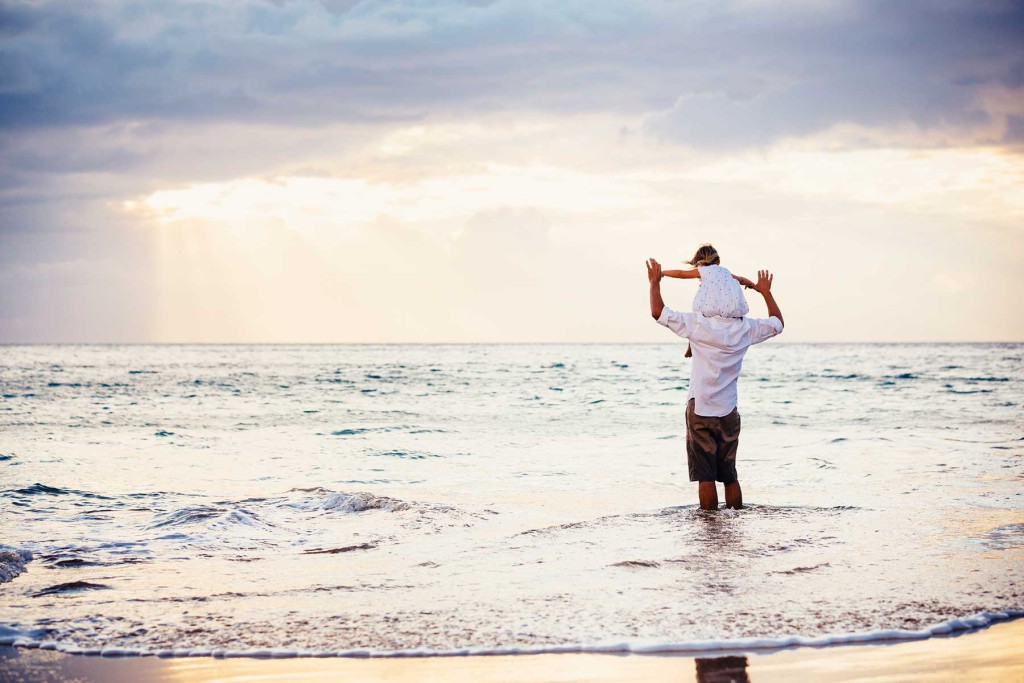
(662, 243), (754, 357)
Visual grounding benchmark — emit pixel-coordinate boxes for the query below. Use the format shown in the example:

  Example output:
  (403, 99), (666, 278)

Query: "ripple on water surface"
(0, 343), (1021, 654)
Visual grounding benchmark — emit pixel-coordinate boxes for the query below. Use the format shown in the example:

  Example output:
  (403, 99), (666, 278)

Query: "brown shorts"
(685, 398), (741, 483)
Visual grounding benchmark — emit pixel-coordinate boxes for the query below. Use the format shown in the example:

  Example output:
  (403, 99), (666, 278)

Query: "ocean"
(1, 343), (1022, 656)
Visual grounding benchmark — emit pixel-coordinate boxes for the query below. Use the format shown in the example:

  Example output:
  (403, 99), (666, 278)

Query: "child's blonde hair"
(687, 243), (720, 268)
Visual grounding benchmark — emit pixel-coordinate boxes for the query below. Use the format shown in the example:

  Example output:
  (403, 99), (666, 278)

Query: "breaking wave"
(0, 546), (32, 584)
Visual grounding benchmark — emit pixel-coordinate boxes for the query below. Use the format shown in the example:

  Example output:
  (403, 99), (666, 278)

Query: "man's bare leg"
(724, 481), (743, 509)
(698, 481), (718, 511)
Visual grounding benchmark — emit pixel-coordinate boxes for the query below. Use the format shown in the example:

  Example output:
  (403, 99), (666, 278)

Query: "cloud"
(0, 0), (1020, 150)
(1, 0), (1022, 342)
(2, 0), (1021, 228)
(643, 1), (1024, 148)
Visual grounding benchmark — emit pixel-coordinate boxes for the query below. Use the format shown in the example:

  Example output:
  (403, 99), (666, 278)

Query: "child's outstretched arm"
(663, 268), (700, 279)
(732, 273), (755, 289)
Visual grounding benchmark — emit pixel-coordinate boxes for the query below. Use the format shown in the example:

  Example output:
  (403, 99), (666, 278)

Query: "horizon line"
(1, 340), (1022, 346)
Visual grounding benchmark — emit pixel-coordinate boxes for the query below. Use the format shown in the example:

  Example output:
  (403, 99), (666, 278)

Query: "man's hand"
(647, 258), (663, 284)
(647, 258), (665, 320)
(752, 269), (783, 327)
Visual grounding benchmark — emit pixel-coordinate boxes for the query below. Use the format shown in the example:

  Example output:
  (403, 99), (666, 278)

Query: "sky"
(1, 0), (1022, 343)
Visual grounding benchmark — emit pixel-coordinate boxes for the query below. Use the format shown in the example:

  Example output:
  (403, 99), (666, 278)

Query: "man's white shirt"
(656, 307), (783, 417)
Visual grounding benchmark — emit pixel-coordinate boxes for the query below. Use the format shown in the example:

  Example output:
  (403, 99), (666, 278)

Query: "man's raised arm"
(647, 258), (665, 320)
(752, 269), (783, 327)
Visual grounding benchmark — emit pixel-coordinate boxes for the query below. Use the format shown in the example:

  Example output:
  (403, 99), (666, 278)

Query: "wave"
(280, 489), (477, 529)
(0, 610), (1020, 658)
(43, 556), (147, 569)
(0, 546), (32, 584)
(148, 506), (273, 530)
(285, 490), (411, 513)
(3, 483), (114, 500)
(955, 376), (1010, 382)
(366, 449), (443, 460)
(517, 503), (859, 537)
(610, 560), (660, 569)
(302, 543), (376, 554)
(31, 581), (112, 598)
(328, 426), (448, 437)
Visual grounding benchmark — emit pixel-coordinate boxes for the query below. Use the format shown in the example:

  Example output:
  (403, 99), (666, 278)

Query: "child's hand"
(737, 276), (754, 289)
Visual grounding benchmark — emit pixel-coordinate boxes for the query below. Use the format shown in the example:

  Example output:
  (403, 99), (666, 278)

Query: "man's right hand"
(753, 269), (784, 327)
(647, 258), (663, 284)
(753, 269), (773, 294)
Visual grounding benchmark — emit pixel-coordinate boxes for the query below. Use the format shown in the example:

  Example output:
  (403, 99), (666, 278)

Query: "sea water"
(0, 343), (1021, 656)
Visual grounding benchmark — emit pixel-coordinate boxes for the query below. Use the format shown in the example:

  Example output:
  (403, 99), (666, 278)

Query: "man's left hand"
(647, 258), (663, 284)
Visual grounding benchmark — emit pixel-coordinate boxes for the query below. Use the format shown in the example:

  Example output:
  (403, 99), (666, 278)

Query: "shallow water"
(0, 343), (1021, 655)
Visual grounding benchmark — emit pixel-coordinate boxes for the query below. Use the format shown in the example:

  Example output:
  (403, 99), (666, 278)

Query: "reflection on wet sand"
(695, 655), (750, 683)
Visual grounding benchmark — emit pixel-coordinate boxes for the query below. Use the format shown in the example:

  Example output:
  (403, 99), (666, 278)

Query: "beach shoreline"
(2, 618), (1022, 682)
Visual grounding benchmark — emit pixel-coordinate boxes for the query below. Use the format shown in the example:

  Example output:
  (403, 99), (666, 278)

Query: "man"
(647, 258), (784, 511)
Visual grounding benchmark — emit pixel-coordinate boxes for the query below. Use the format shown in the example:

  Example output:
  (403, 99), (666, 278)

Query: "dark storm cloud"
(0, 0), (1019, 148)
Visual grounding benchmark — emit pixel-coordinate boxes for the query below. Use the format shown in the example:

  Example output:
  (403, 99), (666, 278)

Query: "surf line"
(1, 609), (1022, 659)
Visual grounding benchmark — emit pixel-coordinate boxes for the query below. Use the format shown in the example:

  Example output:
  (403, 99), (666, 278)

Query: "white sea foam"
(299, 491), (411, 513)
(0, 546), (32, 583)
(0, 611), (1021, 658)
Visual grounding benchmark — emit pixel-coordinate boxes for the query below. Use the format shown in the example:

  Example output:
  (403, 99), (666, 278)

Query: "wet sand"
(1, 619), (1021, 682)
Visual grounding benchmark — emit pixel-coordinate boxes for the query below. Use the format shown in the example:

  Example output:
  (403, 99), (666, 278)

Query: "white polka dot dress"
(692, 265), (749, 318)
